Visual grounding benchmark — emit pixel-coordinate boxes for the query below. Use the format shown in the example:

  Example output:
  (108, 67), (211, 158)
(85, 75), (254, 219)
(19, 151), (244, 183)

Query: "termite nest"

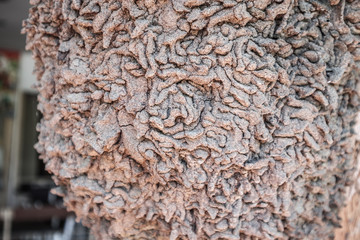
(24, 0), (360, 239)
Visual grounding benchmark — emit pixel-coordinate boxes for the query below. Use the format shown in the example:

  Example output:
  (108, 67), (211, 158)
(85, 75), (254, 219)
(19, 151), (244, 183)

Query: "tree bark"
(24, 0), (360, 239)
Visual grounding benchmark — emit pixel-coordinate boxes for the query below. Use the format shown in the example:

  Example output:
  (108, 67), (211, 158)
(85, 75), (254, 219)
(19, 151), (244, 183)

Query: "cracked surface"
(24, 0), (360, 239)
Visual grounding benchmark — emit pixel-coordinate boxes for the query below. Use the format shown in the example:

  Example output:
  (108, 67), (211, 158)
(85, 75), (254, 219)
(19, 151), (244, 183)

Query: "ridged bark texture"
(24, 0), (360, 239)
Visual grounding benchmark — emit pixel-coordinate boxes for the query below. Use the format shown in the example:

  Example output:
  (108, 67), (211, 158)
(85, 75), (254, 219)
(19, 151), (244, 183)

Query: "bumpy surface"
(24, 0), (360, 239)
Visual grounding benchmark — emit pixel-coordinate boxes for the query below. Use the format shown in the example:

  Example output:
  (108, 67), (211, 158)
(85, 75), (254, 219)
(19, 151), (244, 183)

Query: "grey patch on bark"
(23, 0), (360, 239)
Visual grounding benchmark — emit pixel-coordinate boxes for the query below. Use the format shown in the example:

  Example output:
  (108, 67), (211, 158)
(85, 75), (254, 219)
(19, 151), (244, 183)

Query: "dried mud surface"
(24, 0), (360, 239)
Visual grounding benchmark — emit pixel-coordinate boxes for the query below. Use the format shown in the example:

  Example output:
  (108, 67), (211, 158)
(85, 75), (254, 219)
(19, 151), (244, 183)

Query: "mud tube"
(24, 0), (360, 239)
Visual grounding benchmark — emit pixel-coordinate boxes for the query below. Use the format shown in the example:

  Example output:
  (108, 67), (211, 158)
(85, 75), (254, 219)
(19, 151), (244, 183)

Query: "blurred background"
(0, 1), (90, 239)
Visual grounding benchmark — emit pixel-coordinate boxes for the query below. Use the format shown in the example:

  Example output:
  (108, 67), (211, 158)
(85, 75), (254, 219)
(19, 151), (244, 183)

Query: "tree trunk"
(24, 0), (360, 239)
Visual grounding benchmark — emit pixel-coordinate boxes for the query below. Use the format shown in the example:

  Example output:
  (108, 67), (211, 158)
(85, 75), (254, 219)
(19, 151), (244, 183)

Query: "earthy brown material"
(24, 0), (360, 239)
